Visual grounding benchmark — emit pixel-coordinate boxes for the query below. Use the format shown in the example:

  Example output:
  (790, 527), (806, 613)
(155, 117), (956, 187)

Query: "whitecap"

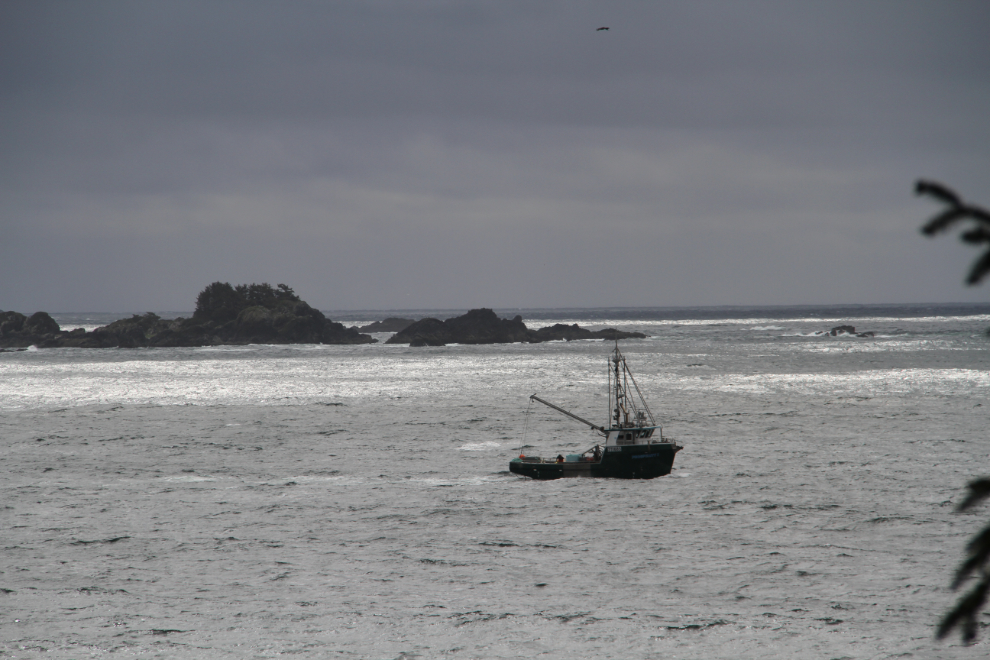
(458, 441), (501, 451)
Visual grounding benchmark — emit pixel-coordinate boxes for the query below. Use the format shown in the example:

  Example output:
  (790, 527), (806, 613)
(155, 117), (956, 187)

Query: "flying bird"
(596, 27), (609, 31)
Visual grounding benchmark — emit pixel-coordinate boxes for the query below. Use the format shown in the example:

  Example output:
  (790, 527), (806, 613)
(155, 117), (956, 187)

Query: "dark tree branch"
(938, 575), (990, 645)
(958, 478), (990, 512)
(917, 180), (990, 284)
(922, 208), (971, 236)
(967, 251), (990, 286)
(961, 227), (990, 245)
(938, 478), (990, 644)
(918, 181), (990, 643)
(916, 180), (962, 206)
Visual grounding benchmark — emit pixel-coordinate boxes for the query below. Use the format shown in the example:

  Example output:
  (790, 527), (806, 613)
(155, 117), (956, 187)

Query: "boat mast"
(607, 351), (612, 430)
(612, 341), (627, 428)
(610, 341), (656, 429)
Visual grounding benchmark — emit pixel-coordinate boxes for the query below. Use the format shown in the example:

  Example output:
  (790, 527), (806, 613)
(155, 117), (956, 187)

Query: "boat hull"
(509, 443), (681, 480)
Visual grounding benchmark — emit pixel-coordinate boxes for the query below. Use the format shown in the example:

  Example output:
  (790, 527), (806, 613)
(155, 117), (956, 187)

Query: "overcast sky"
(2, 1), (989, 313)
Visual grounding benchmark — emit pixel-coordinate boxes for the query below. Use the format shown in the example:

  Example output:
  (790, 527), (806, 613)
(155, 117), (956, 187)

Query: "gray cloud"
(2, 1), (989, 312)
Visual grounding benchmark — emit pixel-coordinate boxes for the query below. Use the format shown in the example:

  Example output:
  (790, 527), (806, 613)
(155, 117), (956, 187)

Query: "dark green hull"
(509, 443), (681, 480)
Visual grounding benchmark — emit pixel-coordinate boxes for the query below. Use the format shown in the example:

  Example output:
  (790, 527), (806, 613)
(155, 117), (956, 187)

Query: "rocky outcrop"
(0, 310), (63, 340)
(0, 311), (27, 337)
(531, 323), (648, 342)
(829, 325), (856, 336)
(24, 311), (60, 335)
(354, 317), (416, 333)
(0, 310), (67, 348)
(386, 309), (647, 346)
(0, 283), (376, 349)
(388, 309), (529, 346)
(829, 325), (874, 338)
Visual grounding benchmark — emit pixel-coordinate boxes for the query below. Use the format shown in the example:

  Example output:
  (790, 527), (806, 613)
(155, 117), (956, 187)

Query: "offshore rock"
(829, 325), (857, 336)
(829, 325), (874, 338)
(24, 312), (60, 335)
(388, 309), (527, 346)
(0, 311), (27, 336)
(0, 310), (64, 348)
(0, 283), (376, 349)
(530, 323), (648, 342)
(386, 309), (647, 346)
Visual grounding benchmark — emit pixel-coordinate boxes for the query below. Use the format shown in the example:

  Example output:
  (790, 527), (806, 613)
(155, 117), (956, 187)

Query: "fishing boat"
(510, 343), (681, 479)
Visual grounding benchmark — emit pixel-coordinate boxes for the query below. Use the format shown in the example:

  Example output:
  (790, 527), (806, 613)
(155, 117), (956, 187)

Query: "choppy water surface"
(2, 305), (989, 658)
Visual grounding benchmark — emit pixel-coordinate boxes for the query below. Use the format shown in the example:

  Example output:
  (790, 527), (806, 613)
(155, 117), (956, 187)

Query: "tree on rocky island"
(194, 281), (301, 324)
(918, 181), (990, 645)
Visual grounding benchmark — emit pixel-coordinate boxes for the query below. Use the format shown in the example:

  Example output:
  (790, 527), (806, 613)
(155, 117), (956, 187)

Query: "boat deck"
(510, 442), (680, 480)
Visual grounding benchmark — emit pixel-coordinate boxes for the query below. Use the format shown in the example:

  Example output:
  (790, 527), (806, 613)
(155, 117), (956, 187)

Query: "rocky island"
(0, 282), (375, 348)
(1, 290), (649, 350)
(386, 308), (647, 346)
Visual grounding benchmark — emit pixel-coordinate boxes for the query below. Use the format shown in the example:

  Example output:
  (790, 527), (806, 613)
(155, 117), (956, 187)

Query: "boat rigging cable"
(625, 364), (655, 425)
(521, 396), (534, 448)
(606, 342), (658, 429)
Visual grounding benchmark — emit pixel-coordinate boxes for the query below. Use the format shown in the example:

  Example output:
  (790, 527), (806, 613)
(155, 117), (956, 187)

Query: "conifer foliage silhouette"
(918, 181), (990, 645)
(937, 479), (990, 645)
(917, 180), (990, 285)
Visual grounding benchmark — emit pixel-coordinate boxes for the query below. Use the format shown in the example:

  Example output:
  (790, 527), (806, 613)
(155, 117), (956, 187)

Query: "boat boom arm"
(530, 395), (606, 433)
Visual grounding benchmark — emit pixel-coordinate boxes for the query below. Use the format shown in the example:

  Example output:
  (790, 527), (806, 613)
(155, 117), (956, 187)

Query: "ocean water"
(2, 304), (989, 659)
